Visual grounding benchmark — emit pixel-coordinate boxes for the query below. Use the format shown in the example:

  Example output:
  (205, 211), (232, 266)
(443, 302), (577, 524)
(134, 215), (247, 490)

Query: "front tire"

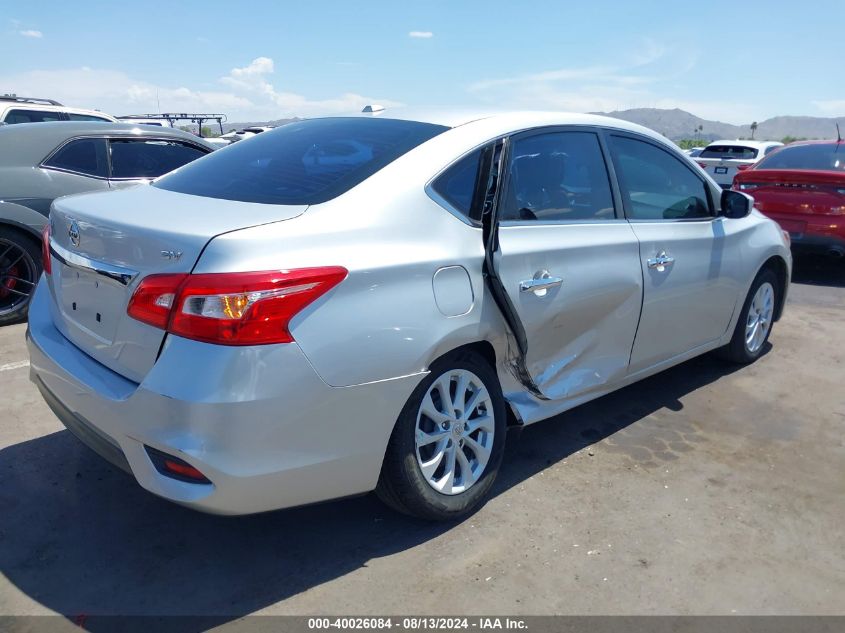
(376, 350), (507, 521)
(717, 268), (778, 364)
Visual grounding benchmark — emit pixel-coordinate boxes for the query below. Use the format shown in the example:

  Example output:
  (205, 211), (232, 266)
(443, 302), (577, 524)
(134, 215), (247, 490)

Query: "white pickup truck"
(696, 140), (783, 188)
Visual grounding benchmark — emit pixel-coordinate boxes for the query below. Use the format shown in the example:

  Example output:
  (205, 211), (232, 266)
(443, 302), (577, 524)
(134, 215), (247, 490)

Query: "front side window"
(700, 145), (759, 160)
(3, 109), (63, 124)
(43, 138), (108, 178)
(66, 112), (112, 122)
(154, 118), (448, 205)
(609, 135), (712, 220)
(430, 150), (482, 220)
(499, 131), (615, 222)
(109, 139), (207, 179)
(757, 143), (845, 171)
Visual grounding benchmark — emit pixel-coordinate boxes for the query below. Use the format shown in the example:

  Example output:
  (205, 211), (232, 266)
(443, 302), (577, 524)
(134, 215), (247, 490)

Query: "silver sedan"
(27, 111), (791, 520)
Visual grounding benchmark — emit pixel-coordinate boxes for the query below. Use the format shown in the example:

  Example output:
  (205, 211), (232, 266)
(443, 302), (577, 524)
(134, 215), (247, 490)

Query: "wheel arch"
(0, 217), (44, 243)
(425, 339), (522, 427)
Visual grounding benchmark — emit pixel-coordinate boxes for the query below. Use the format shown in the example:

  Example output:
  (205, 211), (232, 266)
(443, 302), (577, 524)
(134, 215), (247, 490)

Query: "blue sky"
(2, 0), (843, 123)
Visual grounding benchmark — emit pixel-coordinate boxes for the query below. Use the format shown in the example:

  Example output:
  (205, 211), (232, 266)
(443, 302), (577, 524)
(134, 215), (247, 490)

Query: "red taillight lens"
(696, 161), (708, 169)
(737, 164), (753, 172)
(41, 224), (51, 275)
(126, 273), (188, 329)
(127, 267), (347, 345)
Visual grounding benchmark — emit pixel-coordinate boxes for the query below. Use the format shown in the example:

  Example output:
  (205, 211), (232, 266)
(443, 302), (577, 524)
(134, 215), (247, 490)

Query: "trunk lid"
(736, 169), (845, 217)
(47, 185), (306, 383)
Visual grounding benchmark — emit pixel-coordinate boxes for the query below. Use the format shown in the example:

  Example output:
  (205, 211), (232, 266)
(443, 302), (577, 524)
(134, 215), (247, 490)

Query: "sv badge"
(160, 250), (183, 261)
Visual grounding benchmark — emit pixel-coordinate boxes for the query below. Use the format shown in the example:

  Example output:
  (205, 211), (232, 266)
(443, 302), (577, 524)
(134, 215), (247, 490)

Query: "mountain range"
(222, 108), (845, 144)
(594, 108), (844, 143)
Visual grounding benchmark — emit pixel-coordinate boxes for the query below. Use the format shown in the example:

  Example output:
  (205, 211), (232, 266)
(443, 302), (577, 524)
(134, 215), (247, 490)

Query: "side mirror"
(720, 189), (753, 219)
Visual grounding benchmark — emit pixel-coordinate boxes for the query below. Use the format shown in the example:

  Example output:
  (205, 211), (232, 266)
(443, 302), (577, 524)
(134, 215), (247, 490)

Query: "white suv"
(696, 139), (783, 188)
(0, 96), (117, 125)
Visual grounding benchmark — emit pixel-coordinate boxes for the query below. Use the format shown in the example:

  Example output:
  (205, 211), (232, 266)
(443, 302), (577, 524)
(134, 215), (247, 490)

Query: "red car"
(732, 140), (845, 257)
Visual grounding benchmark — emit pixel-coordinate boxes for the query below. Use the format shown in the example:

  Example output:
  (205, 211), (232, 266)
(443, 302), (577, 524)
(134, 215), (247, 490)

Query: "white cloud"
(0, 58), (400, 120)
(408, 31), (433, 39)
(19, 29), (42, 38)
(464, 39), (764, 124)
(813, 100), (845, 116)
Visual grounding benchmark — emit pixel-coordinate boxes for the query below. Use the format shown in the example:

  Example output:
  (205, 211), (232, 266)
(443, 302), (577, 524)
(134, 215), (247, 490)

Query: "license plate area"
(58, 264), (125, 343)
(714, 166), (729, 174)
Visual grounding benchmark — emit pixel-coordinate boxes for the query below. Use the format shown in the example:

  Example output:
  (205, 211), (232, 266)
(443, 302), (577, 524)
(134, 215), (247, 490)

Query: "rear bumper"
(765, 213), (845, 255)
(26, 279), (422, 515)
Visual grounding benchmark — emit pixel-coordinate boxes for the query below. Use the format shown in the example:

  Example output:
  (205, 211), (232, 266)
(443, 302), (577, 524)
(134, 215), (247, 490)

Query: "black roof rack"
(1, 95), (63, 106)
(117, 113), (228, 137)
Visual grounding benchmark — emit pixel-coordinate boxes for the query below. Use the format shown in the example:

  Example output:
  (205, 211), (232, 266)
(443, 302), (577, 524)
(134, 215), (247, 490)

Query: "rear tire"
(0, 227), (42, 326)
(717, 268), (779, 364)
(376, 350), (507, 521)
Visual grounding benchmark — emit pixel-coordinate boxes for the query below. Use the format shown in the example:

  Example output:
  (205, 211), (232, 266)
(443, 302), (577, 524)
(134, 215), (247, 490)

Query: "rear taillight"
(127, 267), (347, 345)
(696, 161), (708, 169)
(126, 273), (188, 329)
(736, 164), (753, 172)
(41, 224), (51, 275)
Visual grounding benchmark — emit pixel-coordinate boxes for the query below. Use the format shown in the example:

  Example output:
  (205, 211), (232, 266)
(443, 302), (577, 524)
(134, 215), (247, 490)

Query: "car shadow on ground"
(791, 254), (844, 288)
(0, 349), (752, 629)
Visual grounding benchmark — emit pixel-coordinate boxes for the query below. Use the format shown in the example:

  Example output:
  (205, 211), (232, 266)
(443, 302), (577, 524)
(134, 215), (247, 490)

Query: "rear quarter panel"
(192, 125), (520, 388)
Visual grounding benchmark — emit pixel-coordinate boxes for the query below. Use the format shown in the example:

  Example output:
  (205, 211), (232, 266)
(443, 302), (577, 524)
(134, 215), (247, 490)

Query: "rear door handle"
(647, 251), (675, 272)
(520, 270), (563, 293)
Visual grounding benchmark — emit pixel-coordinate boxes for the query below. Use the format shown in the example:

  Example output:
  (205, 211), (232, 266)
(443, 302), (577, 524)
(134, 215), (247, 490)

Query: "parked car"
(733, 139), (845, 257)
(1, 95), (117, 124)
(28, 111), (791, 520)
(0, 122), (215, 323)
(218, 126), (275, 145)
(696, 140), (783, 188)
(115, 116), (174, 127)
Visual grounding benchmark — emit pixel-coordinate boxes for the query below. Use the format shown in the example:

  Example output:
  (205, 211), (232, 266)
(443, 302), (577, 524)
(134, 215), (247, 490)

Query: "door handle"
(647, 251), (675, 272)
(520, 270), (563, 294)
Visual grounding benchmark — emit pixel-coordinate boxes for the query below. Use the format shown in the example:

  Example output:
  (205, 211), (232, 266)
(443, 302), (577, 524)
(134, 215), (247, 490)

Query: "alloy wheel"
(414, 368), (495, 495)
(745, 281), (774, 354)
(0, 238), (38, 318)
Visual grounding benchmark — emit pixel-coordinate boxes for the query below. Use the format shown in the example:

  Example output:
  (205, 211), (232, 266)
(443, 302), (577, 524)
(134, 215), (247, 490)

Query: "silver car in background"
(0, 122), (214, 323)
(27, 111), (792, 520)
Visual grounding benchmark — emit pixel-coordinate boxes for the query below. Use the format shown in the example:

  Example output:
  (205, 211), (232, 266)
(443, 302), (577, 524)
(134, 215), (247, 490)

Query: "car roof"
(0, 121), (215, 166)
(778, 139), (845, 147)
(706, 139), (783, 148)
(0, 102), (116, 119)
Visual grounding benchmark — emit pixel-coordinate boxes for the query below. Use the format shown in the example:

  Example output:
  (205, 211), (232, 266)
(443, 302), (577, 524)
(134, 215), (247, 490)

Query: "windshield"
(756, 143), (845, 171)
(154, 117), (448, 205)
(700, 145), (759, 160)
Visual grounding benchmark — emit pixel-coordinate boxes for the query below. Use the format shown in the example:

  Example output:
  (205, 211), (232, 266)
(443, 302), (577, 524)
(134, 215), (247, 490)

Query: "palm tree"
(750, 121), (758, 140)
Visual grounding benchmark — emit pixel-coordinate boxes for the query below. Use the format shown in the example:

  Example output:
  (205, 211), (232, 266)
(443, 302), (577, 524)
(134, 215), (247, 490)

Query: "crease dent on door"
(477, 140), (548, 401)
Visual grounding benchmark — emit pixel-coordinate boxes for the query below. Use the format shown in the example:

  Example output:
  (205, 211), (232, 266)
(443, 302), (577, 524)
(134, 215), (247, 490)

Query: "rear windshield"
(154, 117), (448, 205)
(757, 143), (845, 171)
(700, 145), (759, 160)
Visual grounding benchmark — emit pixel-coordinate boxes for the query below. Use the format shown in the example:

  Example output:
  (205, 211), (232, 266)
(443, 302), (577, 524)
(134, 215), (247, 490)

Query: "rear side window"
(43, 138), (108, 178)
(154, 118), (449, 205)
(500, 131), (616, 222)
(4, 109), (63, 124)
(109, 139), (207, 179)
(757, 143), (845, 171)
(609, 135), (711, 220)
(700, 145), (759, 160)
(431, 150), (482, 219)
(66, 113), (112, 122)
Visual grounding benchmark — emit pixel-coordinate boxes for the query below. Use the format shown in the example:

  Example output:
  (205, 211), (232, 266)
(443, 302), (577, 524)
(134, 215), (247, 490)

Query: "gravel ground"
(0, 256), (843, 620)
